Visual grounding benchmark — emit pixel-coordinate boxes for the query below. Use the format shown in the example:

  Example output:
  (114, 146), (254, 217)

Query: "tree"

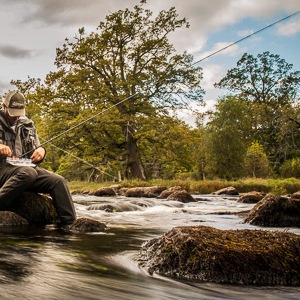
(215, 51), (300, 104)
(214, 51), (300, 172)
(244, 141), (269, 178)
(19, 1), (203, 180)
(203, 96), (252, 179)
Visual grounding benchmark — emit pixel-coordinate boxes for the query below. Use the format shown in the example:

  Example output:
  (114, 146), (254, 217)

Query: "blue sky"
(0, 0), (299, 123)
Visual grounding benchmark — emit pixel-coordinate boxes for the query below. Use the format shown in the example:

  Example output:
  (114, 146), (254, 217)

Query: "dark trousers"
(0, 163), (76, 224)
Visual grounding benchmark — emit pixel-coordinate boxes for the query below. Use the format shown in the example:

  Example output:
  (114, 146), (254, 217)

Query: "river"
(0, 194), (299, 300)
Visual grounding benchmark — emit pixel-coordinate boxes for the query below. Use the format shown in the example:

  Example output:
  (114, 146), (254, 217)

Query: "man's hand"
(30, 147), (46, 163)
(0, 144), (12, 157)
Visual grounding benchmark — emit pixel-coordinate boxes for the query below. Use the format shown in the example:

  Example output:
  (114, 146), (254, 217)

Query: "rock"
(212, 186), (239, 195)
(166, 190), (196, 203)
(237, 191), (265, 203)
(157, 186), (183, 199)
(12, 192), (59, 224)
(136, 225), (300, 286)
(291, 191), (300, 199)
(90, 187), (117, 197)
(243, 193), (300, 227)
(69, 217), (107, 232)
(119, 188), (128, 196)
(0, 211), (28, 226)
(125, 186), (166, 198)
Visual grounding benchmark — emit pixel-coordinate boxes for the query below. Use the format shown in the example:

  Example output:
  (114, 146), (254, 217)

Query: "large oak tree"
(22, 0), (203, 180)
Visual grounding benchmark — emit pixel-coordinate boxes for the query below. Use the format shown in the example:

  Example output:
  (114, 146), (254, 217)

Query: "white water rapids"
(0, 194), (299, 300)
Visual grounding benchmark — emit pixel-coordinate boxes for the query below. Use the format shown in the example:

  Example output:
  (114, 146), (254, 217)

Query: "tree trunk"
(124, 131), (146, 180)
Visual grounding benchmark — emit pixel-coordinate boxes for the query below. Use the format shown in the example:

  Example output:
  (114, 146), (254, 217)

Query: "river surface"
(0, 194), (300, 300)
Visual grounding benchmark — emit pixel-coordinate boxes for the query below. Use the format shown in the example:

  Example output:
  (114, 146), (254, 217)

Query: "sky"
(0, 0), (299, 124)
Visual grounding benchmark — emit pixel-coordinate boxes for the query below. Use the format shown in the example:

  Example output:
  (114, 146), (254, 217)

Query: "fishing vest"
(0, 113), (38, 160)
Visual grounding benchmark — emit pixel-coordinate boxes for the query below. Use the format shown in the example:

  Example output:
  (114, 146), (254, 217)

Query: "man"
(0, 90), (76, 225)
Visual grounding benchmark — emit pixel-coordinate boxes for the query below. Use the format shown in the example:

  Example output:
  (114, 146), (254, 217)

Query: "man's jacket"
(0, 110), (41, 162)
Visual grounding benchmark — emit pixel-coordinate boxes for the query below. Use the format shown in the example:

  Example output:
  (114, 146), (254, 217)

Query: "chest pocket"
(20, 123), (37, 157)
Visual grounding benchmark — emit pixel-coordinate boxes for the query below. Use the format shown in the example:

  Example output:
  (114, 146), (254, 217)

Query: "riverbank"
(67, 177), (300, 195)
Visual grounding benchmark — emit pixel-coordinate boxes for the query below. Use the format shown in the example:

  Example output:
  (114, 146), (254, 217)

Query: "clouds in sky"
(0, 0), (299, 103)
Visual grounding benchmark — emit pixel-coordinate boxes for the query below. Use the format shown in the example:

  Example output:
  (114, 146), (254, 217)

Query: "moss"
(137, 226), (300, 286)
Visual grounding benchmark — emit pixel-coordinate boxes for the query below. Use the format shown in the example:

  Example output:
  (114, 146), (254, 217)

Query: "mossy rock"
(125, 186), (166, 198)
(237, 191), (265, 203)
(243, 193), (300, 227)
(137, 225), (300, 286)
(157, 186), (183, 199)
(89, 187), (117, 197)
(0, 211), (28, 226)
(166, 190), (196, 203)
(212, 186), (239, 195)
(11, 192), (59, 224)
(69, 217), (107, 232)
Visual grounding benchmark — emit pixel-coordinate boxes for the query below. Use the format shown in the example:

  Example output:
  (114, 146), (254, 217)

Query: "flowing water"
(1, 194), (300, 300)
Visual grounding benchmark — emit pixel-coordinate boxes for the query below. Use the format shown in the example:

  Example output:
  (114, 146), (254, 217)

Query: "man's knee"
(18, 167), (38, 183)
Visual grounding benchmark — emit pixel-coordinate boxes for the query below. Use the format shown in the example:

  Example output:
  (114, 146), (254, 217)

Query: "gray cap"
(4, 91), (26, 117)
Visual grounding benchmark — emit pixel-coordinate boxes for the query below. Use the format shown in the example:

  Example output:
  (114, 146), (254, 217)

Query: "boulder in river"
(89, 187), (117, 197)
(237, 191), (265, 203)
(125, 186), (166, 198)
(136, 225), (300, 286)
(243, 193), (300, 227)
(157, 186), (183, 199)
(166, 190), (196, 203)
(69, 217), (107, 232)
(212, 186), (239, 195)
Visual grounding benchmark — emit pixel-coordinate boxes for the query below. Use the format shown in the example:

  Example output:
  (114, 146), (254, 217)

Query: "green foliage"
(244, 141), (269, 178)
(280, 158), (300, 178)
(203, 96), (252, 179)
(214, 51), (300, 173)
(215, 51), (300, 103)
(20, 1), (204, 180)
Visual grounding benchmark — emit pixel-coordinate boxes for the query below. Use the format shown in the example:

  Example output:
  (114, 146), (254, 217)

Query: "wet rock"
(237, 191), (265, 203)
(157, 186), (183, 199)
(243, 193), (300, 227)
(12, 192), (59, 224)
(166, 190), (196, 203)
(90, 187), (117, 197)
(212, 186), (239, 195)
(0, 211), (28, 226)
(125, 186), (166, 198)
(136, 225), (300, 286)
(69, 217), (107, 232)
(110, 184), (122, 195)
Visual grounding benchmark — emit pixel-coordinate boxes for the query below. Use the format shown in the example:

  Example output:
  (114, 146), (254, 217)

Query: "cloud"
(276, 19), (300, 36)
(0, 45), (34, 59)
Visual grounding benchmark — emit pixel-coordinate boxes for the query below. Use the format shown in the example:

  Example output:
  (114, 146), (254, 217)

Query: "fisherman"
(0, 90), (76, 225)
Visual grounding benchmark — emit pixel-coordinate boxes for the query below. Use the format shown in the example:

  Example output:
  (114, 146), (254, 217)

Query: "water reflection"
(0, 195), (299, 299)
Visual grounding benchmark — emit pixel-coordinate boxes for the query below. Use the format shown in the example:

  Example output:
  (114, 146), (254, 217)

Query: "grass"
(67, 177), (300, 195)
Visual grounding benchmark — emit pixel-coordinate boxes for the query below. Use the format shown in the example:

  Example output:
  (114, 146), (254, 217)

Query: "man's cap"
(4, 91), (26, 117)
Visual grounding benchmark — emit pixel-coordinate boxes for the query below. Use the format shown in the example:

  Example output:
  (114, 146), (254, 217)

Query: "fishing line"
(192, 10), (300, 65)
(21, 10), (299, 175)
(20, 93), (138, 158)
(41, 139), (120, 181)
(33, 9), (299, 148)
